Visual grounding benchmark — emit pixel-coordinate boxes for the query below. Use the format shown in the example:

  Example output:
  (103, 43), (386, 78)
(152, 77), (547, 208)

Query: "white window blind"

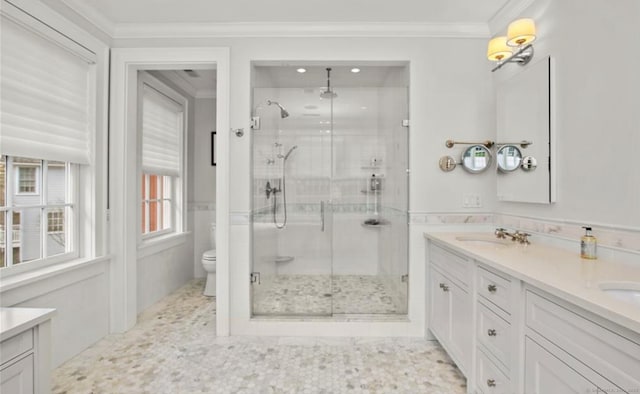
(0, 15), (93, 165)
(141, 84), (183, 177)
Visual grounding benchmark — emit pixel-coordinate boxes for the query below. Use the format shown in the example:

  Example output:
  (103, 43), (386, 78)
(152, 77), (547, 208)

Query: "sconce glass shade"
(487, 36), (513, 61)
(507, 18), (536, 47)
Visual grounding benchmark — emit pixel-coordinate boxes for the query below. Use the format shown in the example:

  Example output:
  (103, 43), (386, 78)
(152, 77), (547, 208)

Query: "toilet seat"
(202, 249), (216, 260)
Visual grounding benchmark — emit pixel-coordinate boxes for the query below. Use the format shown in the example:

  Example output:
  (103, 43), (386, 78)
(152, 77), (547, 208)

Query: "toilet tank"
(210, 223), (216, 248)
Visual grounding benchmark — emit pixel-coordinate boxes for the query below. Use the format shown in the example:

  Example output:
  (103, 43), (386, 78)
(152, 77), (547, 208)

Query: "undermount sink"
(598, 282), (640, 308)
(455, 236), (513, 248)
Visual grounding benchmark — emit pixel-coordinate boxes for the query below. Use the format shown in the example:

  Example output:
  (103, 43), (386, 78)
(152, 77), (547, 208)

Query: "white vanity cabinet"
(428, 243), (473, 374)
(0, 308), (55, 394)
(474, 266), (518, 394)
(425, 233), (640, 394)
(524, 288), (640, 393)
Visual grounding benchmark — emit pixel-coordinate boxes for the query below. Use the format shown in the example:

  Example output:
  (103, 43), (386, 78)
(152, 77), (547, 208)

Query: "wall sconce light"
(487, 18), (536, 72)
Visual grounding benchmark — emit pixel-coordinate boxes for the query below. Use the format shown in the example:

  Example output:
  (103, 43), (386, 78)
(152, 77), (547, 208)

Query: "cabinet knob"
(441, 284), (449, 292)
(487, 284), (497, 293)
(487, 379), (496, 387)
(487, 329), (497, 337)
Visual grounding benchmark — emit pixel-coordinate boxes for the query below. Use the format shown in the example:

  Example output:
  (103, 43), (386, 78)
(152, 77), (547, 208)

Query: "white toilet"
(202, 223), (216, 297)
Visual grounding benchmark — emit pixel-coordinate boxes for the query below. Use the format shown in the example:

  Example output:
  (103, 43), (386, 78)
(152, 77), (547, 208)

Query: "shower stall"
(251, 63), (409, 317)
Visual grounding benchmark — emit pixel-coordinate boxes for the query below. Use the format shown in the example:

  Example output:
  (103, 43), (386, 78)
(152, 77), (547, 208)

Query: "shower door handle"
(320, 201), (325, 232)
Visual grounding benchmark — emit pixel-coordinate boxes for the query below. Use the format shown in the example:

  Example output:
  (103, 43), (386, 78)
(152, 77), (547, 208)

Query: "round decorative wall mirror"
(461, 145), (492, 173)
(496, 145), (523, 172)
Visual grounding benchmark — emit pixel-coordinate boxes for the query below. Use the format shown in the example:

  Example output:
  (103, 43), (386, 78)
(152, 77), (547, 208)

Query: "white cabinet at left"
(428, 243), (473, 374)
(1, 308), (55, 394)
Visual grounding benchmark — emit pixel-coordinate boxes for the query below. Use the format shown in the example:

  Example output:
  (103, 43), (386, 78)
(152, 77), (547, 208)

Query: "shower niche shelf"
(362, 218), (389, 228)
(274, 256), (295, 263)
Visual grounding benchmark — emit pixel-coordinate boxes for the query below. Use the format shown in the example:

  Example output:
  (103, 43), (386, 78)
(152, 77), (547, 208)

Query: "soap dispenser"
(580, 226), (597, 260)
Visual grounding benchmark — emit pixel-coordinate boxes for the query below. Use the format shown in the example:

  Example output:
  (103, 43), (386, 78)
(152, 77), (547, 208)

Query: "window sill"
(137, 231), (191, 259)
(0, 255), (111, 294)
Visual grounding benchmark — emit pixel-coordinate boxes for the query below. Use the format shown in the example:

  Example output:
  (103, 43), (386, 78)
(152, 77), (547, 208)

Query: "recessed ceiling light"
(351, 68), (361, 73)
(296, 68), (307, 73)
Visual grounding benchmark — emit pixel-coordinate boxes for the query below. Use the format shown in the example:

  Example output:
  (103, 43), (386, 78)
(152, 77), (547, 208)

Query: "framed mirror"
(461, 145), (492, 173)
(496, 145), (522, 172)
(496, 56), (555, 203)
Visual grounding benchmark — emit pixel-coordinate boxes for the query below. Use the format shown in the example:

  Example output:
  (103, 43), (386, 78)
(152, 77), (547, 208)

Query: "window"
(139, 73), (186, 239)
(0, 6), (97, 271)
(141, 174), (172, 235)
(17, 166), (38, 194)
(1, 156), (76, 268)
(47, 209), (65, 233)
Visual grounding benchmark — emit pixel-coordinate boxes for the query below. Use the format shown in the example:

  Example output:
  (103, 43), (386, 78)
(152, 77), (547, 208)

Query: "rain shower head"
(320, 68), (337, 99)
(267, 100), (290, 118)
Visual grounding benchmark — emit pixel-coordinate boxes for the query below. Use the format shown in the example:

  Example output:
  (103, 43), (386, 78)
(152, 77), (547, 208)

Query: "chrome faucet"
(495, 228), (531, 245)
(265, 181), (280, 199)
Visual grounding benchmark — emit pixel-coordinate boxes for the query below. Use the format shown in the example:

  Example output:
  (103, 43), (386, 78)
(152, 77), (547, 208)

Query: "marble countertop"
(0, 307), (56, 342)
(424, 232), (640, 335)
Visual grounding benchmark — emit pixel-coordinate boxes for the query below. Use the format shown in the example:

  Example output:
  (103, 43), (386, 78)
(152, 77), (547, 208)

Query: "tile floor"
(52, 279), (466, 394)
(252, 275), (408, 316)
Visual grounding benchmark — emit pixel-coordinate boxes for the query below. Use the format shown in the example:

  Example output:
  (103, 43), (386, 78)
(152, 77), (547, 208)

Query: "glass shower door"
(329, 85), (409, 315)
(251, 86), (333, 316)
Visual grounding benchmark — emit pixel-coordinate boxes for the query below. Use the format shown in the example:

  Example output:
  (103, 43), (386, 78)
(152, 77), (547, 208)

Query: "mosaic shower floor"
(52, 279), (466, 394)
(252, 275), (408, 315)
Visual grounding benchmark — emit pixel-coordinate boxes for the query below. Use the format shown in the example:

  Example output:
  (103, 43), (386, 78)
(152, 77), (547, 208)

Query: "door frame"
(109, 47), (230, 335)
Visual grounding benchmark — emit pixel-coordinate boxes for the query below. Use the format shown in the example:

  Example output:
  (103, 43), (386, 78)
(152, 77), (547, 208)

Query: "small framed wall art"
(211, 131), (217, 166)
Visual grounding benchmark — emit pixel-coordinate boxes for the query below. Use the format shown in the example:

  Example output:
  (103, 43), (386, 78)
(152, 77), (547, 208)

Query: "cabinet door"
(525, 337), (599, 394)
(429, 267), (450, 343)
(1, 354), (34, 394)
(450, 281), (472, 372)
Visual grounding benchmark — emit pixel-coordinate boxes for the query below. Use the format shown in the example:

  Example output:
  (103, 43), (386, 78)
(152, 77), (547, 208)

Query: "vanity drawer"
(526, 289), (640, 391)
(477, 266), (512, 315)
(0, 329), (33, 365)
(429, 243), (471, 289)
(476, 347), (510, 394)
(477, 301), (512, 370)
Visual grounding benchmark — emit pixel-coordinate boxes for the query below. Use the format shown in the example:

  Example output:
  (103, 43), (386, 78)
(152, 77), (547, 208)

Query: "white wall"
(137, 240), (194, 312)
(192, 98), (217, 278)
(493, 0), (640, 229)
(0, 260), (110, 367)
(194, 98), (217, 203)
(111, 35), (494, 335)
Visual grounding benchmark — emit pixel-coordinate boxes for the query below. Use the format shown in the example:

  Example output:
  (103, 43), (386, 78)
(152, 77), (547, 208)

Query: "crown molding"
(488, 0), (537, 35)
(112, 22), (490, 39)
(60, 0), (116, 37)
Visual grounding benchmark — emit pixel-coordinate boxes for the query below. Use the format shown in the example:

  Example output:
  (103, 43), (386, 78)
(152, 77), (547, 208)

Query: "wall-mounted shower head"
(267, 100), (290, 118)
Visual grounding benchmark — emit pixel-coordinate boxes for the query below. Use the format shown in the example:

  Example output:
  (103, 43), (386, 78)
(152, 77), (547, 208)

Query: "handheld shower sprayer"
(267, 100), (290, 118)
(282, 145), (298, 161)
(270, 144), (297, 229)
